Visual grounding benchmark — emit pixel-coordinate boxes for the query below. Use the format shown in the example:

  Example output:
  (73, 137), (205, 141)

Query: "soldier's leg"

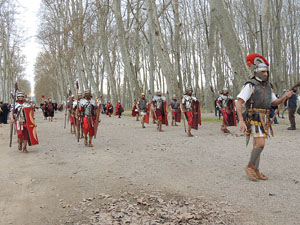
(142, 115), (145, 128)
(18, 138), (22, 151)
(245, 137), (265, 181)
(23, 140), (28, 153)
(188, 125), (193, 137)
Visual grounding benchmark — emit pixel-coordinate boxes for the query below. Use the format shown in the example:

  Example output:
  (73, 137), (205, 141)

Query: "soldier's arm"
(271, 90), (293, 106)
(236, 98), (247, 132)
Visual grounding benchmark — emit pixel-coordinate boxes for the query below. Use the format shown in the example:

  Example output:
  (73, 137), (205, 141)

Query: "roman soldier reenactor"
(10, 91), (38, 153)
(46, 98), (55, 122)
(217, 88), (237, 133)
(132, 99), (139, 121)
(78, 89), (98, 147)
(169, 94), (181, 126)
(180, 87), (201, 137)
(137, 93), (148, 128)
(73, 92), (84, 139)
(115, 101), (124, 118)
(67, 95), (76, 134)
(237, 53), (293, 181)
(152, 90), (168, 132)
(106, 101), (113, 117)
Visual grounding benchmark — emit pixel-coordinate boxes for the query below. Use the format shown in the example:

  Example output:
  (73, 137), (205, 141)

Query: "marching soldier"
(67, 95), (76, 134)
(137, 93), (148, 128)
(169, 94), (181, 126)
(217, 88), (237, 133)
(152, 90), (168, 132)
(10, 91), (38, 152)
(180, 87), (201, 137)
(78, 89), (98, 147)
(73, 92), (84, 139)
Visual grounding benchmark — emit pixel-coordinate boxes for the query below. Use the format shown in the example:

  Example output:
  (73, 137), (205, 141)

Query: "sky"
(16, 0), (42, 95)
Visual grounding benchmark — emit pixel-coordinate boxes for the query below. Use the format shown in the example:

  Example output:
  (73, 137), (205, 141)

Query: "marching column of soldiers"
(8, 52), (299, 182)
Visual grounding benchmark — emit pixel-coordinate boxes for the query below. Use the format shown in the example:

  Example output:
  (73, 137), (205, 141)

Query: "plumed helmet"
(246, 53), (269, 81)
(246, 53), (269, 72)
(141, 92), (145, 97)
(156, 90), (161, 95)
(17, 91), (24, 97)
(172, 94), (176, 98)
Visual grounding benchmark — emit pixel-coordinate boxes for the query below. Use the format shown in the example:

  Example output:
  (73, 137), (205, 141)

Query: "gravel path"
(0, 110), (299, 225)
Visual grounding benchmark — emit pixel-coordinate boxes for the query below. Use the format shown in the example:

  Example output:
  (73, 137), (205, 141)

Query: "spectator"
(287, 88), (298, 130)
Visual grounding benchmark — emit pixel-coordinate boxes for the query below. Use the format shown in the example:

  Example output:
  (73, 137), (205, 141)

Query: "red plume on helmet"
(246, 53), (269, 67)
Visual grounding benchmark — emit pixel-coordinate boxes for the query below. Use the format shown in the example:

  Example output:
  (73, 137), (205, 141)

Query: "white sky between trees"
(16, 0), (42, 96)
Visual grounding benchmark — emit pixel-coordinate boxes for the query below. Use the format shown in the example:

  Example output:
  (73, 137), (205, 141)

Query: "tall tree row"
(35, 0), (300, 111)
(0, 0), (29, 102)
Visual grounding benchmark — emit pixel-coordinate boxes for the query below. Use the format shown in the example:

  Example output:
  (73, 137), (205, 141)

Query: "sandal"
(255, 170), (268, 180)
(245, 165), (258, 181)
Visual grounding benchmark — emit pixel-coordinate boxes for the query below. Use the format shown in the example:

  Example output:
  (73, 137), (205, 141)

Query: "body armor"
(182, 95), (196, 111)
(170, 99), (180, 110)
(138, 99), (147, 111)
(79, 98), (96, 117)
(218, 94), (233, 109)
(245, 78), (272, 109)
(12, 102), (31, 130)
(243, 78), (273, 138)
(152, 96), (166, 109)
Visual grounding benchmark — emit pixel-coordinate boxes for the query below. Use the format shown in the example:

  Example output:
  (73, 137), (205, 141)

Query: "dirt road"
(0, 111), (299, 225)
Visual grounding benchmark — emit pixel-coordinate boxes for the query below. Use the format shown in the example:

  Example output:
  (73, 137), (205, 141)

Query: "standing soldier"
(217, 88), (237, 133)
(169, 94), (181, 126)
(106, 101), (114, 117)
(67, 95), (76, 134)
(180, 87), (201, 137)
(236, 53), (293, 181)
(46, 98), (55, 122)
(132, 99), (139, 121)
(115, 101), (124, 118)
(152, 90), (168, 132)
(10, 92), (38, 153)
(137, 93), (148, 128)
(79, 89), (97, 147)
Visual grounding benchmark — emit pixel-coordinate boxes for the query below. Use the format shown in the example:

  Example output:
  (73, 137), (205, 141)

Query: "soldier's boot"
(18, 139), (22, 151)
(255, 170), (268, 180)
(88, 136), (94, 147)
(84, 135), (88, 146)
(221, 125), (230, 133)
(245, 165), (259, 181)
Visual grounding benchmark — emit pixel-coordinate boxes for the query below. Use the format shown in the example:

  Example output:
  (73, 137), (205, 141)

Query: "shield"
(24, 107), (38, 146)
(144, 103), (151, 124)
(94, 104), (102, 139)
(191, 101), (201, 130)
(162, 101), (168, 126)
(175, 109), (181, 123)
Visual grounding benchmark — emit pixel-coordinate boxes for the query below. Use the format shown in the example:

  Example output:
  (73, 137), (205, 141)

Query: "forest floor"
(0, 110), (300, 225)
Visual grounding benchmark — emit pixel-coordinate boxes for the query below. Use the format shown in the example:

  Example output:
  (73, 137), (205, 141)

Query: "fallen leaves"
(62, 190), (239, 224)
